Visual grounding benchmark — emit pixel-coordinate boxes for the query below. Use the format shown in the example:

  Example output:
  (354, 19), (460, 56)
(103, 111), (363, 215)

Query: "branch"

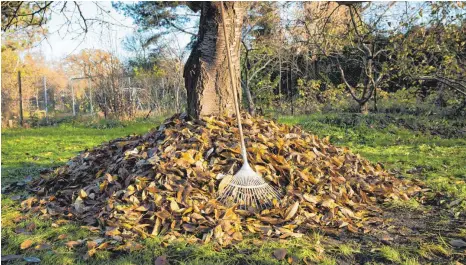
(336, 57), (362, 103)
(248, 57), (275, 83)
(164, 18), (196, 36)
(2, 2), (23, 31)
(418, 76), (466, 97)
(74, 1), (88, 33)
(321, 3), (342, 33)
(373, 48), (387, 58)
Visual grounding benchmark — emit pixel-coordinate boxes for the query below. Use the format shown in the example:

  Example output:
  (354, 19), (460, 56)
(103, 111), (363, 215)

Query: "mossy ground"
(2, 113), (465, 264)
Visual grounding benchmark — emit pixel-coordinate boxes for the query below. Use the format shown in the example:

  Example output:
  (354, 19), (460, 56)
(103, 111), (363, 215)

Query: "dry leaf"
(450, 239), (466, 248)
(22, 113), (422, 248)
(20, 239), (33, 250)
(284, 201), (299, 221)
(34, 243), (51, 250)
(154, 255), (168, 265)
(1, 255), (22, 262)
(273, 248), (287, 260)
(79, 189), (87, 199)
(65, 241), (82, 248)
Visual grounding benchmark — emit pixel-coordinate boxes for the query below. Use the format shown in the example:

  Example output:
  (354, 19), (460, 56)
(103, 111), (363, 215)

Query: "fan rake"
(217, 2), (281, 210)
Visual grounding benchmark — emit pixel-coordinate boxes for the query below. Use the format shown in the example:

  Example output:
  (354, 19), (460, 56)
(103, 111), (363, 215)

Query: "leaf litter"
(22, 113), (424, 255)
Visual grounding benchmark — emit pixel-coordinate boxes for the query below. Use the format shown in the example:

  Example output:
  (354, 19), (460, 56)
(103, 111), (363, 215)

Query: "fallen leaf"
(154, 255), (168, 265)
(218, 174), (233, 193)
(273, 248), (287, 260)
(450, 239), (466, 248)
(20, 239), (33, 250)
(65, 241), (82, 248)
(284, 201), (299, 221)
(23, 256), (41, 263)
(34, 243), (51, 250)
(79, 189), (87, 199)
(1, 255), (22, 262)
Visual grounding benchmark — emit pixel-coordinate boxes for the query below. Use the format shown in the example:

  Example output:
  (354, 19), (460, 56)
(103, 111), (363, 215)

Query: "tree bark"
(359, 101), (368, 115)
(184, 2), (247, 118)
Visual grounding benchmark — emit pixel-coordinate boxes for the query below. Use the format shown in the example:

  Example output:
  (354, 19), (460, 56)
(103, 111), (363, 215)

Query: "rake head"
(217, 162), (281, 210)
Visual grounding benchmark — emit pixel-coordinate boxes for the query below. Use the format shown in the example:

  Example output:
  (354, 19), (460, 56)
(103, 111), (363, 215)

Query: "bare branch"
(164, 18), (196, 36)
(74, 1), (88, 33)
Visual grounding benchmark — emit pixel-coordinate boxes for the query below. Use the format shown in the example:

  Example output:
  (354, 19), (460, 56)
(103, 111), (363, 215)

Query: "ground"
(1, 113), (465, 265)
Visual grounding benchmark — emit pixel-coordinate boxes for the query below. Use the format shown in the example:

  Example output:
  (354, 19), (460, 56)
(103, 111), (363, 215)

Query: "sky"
(30, 1), (465, 63)
(34, 2), (193, 62)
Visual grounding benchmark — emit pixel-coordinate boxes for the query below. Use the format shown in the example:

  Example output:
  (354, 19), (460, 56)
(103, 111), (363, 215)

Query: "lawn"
(1, 114), (465, 265)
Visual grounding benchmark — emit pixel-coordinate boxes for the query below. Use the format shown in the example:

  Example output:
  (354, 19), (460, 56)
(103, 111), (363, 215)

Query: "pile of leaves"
(24, 113), (424, 250)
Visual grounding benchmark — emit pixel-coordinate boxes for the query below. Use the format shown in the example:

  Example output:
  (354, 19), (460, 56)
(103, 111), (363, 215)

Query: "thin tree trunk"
(360, 101), (368, 115)
(243, 48), (255, 115)
(278, 48), (282, 111)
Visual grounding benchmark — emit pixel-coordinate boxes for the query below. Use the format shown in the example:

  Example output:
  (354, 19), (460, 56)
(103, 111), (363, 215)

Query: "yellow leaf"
(284, 201), (299, 221)
(217, 174), (233, 193)
(79, 189), (87, 199)
(170, 200), (180, 211)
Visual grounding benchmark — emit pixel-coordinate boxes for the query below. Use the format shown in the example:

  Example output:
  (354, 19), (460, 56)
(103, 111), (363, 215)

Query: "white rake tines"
(217, 164), (281, 210)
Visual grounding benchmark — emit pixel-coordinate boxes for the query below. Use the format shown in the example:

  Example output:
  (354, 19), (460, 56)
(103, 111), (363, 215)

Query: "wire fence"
(1, 71), (186, 127)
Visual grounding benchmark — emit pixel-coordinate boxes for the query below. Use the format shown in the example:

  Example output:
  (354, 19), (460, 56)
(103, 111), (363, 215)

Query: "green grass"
(2, 113), (465, 264)
(1, 118), (164, 185)
(278, 113), (466, 209)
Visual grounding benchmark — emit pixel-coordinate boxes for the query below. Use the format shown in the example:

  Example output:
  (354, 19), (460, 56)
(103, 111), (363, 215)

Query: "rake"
(217, 2), (281, 210)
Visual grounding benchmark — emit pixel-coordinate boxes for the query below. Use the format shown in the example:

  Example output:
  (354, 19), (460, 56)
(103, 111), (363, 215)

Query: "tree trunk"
(359, 101), (368, 115)
(184, 2), (247, 118)
(243, 49), (255, 115)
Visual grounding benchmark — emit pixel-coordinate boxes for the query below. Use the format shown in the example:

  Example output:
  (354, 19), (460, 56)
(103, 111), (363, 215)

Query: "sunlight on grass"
(379, 246), (402, 263)
(384, 198), (423, 211)
(2, 114), (465, 264)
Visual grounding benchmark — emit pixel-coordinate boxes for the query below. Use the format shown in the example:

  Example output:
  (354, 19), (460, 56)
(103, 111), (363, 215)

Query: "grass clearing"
(2, 113), (465, 264)
(278, 113), (466, 210)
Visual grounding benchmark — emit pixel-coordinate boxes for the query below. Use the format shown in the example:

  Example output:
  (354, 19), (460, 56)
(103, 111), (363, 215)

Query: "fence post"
(18, 71), (23, 127)
(88, 76), (93, 114)
(71, 79), (76, 116)
(44, 76), (48, 124)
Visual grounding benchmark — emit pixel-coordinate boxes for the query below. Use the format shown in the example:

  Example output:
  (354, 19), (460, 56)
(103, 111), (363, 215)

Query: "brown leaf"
(273, 248), (287, 260)
(154, 255), (168, 265)
(20, 239), (33, 250)
(57, 234), (68, 240)
(232, 231), (243, 241)
(182, 224), (196, 232)
(65, 241), (82, 248)
(135, 205), (149, 212)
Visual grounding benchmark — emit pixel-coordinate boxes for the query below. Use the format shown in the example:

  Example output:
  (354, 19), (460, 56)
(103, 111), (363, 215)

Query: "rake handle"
(220, 2), (249, 164)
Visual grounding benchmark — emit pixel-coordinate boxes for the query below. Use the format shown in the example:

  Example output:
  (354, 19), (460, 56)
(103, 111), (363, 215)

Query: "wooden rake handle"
(220, 2), (248, 164)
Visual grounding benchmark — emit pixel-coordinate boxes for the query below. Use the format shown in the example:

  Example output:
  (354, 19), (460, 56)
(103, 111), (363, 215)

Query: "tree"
(240, 2), (281, 115)
(393, 3), (466, 103)
(305, 2), (390, 114)
(117, 2), (249, 118)
(183, 2), (247, 118)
